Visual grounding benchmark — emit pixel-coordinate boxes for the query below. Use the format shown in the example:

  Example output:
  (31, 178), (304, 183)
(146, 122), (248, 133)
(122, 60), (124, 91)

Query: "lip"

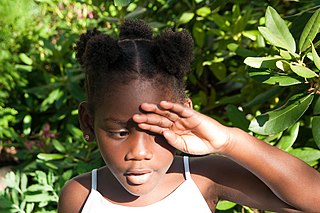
(124, 169), (153, 185)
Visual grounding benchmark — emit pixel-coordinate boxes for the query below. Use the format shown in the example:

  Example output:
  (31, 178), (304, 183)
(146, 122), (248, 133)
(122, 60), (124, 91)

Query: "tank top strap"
(91, 169), (97, 190)
(183, 156), (191, 180)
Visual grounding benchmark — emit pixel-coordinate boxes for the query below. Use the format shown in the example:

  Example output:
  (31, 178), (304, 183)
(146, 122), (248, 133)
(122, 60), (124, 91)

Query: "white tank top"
(81, 156), (212, 213)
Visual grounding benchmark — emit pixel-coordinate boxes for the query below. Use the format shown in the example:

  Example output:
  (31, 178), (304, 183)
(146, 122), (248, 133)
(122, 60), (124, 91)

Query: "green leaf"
(40, 89), (64, 112)
(314, 97), (320, 114)
(249, 93), (314, 135)
(260, 6), (296, 52)
(124, 7), (147, 19)
(196, 7), (211, 17)
(21, 173), (28, 193)
(276, 122), (299, 151)
(23, 114), (32, 135)
(279, 50), (294, 60)
(299, 8), (320, 52)
(289, 147), (320, 165)
(311, 43), (320, 71)
(244, 86), (284, 108)
(244, 56), (280, 69)
(289, 63), (318, 78)
(37, 153), (64, 161)
(52, 139), (66, 153)
(258, 27), (295, 53)
(192, 22), (205, 48)
(216, 200), (237, 210)
(313, 97), (320, 149)
(312, 117), (320, 149)
(179, 12), (194, 24)
(209, 63), (226, 81)
(248, 70), (302, 86)
(25, 193), (56, 202)
(276, 60), (291, 72)
(19, 53), (33, 65)
(226, 105), (250, 130)
(114, 0), (132, 7)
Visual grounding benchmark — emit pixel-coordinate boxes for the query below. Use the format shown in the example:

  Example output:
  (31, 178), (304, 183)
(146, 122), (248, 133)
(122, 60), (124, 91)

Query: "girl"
(58, 20), (320, 212)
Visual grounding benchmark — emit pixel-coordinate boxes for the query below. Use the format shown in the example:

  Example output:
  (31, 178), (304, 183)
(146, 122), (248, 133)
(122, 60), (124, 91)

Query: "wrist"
(215, 127), (243, 156)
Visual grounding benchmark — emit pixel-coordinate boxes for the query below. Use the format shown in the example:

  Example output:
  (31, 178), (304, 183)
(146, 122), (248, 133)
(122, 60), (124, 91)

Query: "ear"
(78, 101), (95, 141)
(183, 98), (193, 109)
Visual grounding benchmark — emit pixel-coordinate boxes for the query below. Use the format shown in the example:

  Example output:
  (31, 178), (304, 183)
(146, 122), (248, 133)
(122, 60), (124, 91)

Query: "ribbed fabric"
(81, 156), (211, 213)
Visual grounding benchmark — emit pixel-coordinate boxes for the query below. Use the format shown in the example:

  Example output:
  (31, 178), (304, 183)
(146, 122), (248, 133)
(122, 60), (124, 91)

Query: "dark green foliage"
(0, 0), (319, 212)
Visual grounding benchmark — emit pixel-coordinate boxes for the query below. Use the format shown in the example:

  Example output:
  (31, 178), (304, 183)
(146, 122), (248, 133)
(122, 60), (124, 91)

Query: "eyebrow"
(103, 118), (129, 126)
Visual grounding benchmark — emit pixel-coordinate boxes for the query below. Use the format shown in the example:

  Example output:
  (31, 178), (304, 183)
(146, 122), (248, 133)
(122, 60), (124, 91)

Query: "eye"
(107, 130), (129, 139)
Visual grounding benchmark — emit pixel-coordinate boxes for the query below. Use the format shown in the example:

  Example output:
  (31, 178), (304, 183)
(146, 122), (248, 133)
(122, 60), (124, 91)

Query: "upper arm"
(191, 155), (301, 213)
(58, 178), (90, 213)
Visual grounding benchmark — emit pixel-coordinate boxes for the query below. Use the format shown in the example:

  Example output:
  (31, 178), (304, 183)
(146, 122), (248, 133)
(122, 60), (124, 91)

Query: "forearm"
(220, 127), (320, 211)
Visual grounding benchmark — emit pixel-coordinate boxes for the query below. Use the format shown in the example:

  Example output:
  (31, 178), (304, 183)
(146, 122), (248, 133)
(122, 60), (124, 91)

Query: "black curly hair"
(75, 19), (194, 113)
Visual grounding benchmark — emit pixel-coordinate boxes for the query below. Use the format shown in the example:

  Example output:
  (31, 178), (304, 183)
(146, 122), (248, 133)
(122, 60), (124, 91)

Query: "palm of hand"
(133, 101), (229, 155)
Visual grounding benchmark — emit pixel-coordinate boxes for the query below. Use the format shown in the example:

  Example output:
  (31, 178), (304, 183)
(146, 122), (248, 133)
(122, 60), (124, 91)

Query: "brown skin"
(58, 79), (320, 213)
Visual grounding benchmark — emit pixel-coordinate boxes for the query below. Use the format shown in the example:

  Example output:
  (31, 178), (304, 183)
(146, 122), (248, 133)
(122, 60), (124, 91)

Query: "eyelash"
(107, 130), (129, 139)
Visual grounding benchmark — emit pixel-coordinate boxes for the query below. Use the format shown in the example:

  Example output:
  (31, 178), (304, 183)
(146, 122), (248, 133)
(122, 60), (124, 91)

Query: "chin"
(124, 185), (156, 197)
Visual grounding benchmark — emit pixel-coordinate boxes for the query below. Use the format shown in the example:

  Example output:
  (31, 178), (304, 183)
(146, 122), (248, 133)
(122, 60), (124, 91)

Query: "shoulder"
(58, 171), (92, 213)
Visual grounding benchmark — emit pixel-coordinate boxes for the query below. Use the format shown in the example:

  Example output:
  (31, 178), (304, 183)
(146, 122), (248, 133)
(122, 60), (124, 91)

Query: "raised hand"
(132, 101), (231, 155)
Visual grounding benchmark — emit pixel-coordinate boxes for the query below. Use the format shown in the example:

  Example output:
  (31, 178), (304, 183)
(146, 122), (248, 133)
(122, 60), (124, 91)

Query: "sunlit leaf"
(23, 114), (32, 135)
(52, 139), (66, 153)
(179, 12), (194, 24)
(279, 50), (293, 60)
(276, 122), (299, 151)
(259, 6), (296, 52)
(289, 63), (318, 78)
(114, 0), (132, 7)
(299, 8), (320, 52)
(258, 27), (293, 53)
(25, 193), (56, 202)
(289, 147), (320, 165)
(248, 70), (302, 86)
(249, 93), (313, 135)
(37, 153), (64, 161)
(196, 7), (211, 17)
(124, 7), (147, 19)
(19, 53), (33, 65)
(40, 89), (64, 112)
(244, 56), (280, 69)
(216, 200), (237, 210)
(276, 60), (291, 72)
(311, 43), (320, 71)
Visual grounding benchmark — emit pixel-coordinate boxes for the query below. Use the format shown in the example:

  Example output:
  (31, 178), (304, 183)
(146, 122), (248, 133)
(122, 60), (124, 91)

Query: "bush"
(0, 0), (319, 212)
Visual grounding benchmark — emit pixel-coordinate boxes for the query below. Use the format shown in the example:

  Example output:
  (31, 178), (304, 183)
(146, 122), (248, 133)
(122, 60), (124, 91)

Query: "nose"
(125, 131), (153, 161)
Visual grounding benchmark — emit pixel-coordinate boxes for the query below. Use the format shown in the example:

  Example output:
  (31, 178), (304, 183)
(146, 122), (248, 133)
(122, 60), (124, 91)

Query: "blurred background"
(0, 0), (319, 212)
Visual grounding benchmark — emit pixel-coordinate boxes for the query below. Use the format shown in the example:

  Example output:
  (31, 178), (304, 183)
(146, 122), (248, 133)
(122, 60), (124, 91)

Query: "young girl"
(58, 20), (320, 212)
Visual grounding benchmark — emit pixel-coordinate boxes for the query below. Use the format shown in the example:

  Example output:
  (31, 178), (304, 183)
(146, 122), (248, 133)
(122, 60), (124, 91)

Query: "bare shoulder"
(58, 171), (92, 213)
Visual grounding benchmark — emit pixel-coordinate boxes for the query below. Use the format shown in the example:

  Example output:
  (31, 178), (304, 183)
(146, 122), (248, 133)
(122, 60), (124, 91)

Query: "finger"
(139, 103), (180, 122)
(163, 130), (187, 152)
(133, 113), (173, 128)
(159, 101), (194, 118)
(137, 123), (169, 135)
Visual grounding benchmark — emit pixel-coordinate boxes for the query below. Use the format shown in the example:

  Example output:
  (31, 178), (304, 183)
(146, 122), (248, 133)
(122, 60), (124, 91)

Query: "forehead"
(95, 79), (173, 118)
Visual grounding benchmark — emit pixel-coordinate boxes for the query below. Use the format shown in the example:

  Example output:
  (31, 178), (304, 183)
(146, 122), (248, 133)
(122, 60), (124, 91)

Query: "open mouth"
(125, 170), (153, 185)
